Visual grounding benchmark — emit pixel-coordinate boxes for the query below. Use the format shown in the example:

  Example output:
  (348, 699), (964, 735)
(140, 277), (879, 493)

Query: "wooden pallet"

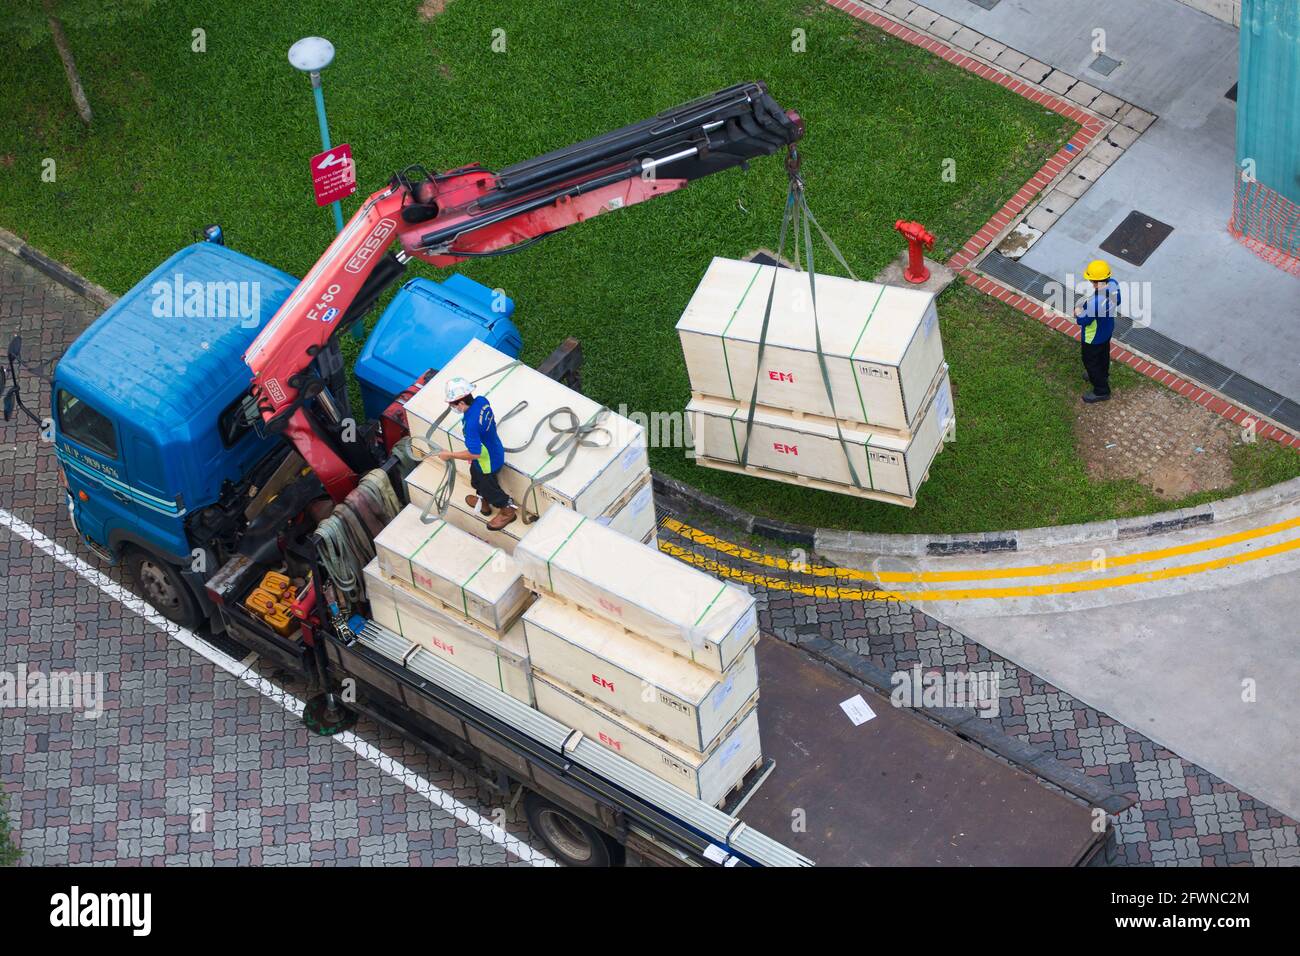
(691, 454), (924, 508)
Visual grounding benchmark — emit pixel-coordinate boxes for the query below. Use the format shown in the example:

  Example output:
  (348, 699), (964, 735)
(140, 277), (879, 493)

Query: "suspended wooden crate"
(373, 504), (529, 634)
(514, 505), (757, 674)
(532, 670), (761, 807)
(406, 462), (657, 554)
(677, 256), (945, 432)
(522, 596), (760, 752)
(687, 370), (954, 505)
(363, 560), (533, 705)
(404, 339), (649, 522)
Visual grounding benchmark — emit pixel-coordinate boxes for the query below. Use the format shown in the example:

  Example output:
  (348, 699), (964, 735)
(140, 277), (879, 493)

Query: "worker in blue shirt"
(1074, 259), (1121, 404)
(437, 376), (517, 530)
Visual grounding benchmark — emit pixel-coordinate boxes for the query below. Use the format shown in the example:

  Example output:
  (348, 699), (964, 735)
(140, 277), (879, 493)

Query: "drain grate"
(1171, 350), (1235, 390)
(1220, 374), (1286, 416)
(978, 250), (1057, 300)
(1089, 54), (1122, 76)
(1117, 326), (1185, 366)
(1271, 399), (1300, 431)
(1100, 210), (1175, 267)
(966, 0), (1002, 9)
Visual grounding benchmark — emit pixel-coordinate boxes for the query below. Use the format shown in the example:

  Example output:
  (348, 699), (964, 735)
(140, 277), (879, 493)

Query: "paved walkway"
(0, 256), (543, 867)
(816, 498), (1300, 822)
(901, 0), (1300, 402)
(661, 514), (1300, 866)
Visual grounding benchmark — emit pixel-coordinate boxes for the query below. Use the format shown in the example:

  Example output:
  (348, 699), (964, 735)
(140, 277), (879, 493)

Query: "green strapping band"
(849, 285), (888, 424)
(407, 520), (448, 584)
(719, 264), (765, 400)
(694, 582), (727, 627)
(727, 406), (741, 462)
(544, 515), (587, 592)
(460, 551), (496, 619)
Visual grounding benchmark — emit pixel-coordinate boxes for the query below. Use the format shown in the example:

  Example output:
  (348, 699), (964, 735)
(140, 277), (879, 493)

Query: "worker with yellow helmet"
(1074, 258), (1121, 404)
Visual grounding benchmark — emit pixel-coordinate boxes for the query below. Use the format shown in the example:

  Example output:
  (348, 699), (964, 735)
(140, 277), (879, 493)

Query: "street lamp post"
(288, 36), (344, 234)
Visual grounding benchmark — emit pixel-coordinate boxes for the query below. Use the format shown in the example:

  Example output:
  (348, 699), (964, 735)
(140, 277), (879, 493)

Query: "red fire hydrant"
(894, 220), (935, 284)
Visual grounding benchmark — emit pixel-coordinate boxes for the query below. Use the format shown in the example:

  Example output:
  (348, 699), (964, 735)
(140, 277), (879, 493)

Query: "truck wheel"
(126, 548), (203, 630)
(523, 793), (613, 867)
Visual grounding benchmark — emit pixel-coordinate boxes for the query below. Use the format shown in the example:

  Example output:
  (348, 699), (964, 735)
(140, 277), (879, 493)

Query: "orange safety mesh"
(1229, 175), (1300, 277)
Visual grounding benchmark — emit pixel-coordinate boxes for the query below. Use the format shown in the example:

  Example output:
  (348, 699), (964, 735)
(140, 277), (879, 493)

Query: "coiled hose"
(314, 469), (401, 612)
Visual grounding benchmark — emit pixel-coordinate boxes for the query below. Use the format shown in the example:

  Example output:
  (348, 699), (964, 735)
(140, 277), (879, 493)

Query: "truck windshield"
(218, 393), (255, 447)
(57, 389), (118, 458)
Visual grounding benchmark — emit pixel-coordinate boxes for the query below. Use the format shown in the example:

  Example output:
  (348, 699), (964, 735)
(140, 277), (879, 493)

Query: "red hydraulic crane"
(243, 82), (804, 502)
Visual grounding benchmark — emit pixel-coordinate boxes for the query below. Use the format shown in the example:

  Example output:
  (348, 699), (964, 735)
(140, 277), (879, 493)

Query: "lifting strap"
(738, 155), (865, 490)
(418, 360), (612, 524)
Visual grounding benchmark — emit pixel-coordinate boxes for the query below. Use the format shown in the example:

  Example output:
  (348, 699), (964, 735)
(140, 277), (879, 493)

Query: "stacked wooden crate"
(363, 503), (536, 704)
(515, 506), (762, 808)
(677, 256), (955, 506)
(403, 338), (658, 549)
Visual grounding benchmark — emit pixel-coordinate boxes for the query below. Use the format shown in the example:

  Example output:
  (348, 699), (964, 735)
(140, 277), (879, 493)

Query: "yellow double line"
(657, 514), (1300, 602)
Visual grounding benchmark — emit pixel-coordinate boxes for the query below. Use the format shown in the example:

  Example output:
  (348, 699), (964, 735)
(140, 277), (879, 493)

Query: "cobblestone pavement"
(656, 519), (1300, 866)
(0, 256), (539, 866)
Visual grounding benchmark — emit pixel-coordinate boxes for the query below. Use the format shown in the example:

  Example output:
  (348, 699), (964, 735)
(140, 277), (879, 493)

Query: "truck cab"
(52, 240), (519, 629)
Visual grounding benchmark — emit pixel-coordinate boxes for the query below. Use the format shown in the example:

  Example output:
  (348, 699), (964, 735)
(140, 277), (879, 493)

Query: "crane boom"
(244, 81), (803, 501)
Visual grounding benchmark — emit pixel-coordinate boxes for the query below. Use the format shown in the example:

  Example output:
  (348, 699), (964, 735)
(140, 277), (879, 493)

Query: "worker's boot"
(487, 505), (518, 531)
(1082, 391), (1111, 404)
(465, 494), (493, 516)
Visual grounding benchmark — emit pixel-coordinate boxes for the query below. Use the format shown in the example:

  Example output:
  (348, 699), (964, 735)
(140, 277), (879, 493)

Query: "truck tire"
(523, 792), (613, 867)
(126, 548), (203, 630)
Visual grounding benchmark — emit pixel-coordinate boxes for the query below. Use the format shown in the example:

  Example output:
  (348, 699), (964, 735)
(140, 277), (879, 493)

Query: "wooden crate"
(373, 504), (529, 634)
(363, 560), (534, 704)
(404, 339), (649, 521)
(532, 670), (761, 807)
(592, 471), (657, 542)
(677, 256), (945, 432)
(522, 597), (759, 752)
(514, 505), (757, 674)
(406, 462), (657, 554)
(686, 369), (953, 502)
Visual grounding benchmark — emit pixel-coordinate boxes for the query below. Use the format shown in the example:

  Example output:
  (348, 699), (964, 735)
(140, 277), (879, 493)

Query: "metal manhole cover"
(1099, 211), (1174, 267)
(1090, 54), (1122, 76)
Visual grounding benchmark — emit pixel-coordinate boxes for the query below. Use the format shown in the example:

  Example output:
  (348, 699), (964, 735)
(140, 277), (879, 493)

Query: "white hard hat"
(444, 376), (474, 404)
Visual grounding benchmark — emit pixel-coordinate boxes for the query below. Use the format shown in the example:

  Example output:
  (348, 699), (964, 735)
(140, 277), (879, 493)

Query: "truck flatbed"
(737, 637), (1105, 866)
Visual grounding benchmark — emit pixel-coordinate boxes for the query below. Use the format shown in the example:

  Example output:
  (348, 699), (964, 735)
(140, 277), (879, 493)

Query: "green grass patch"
(3, 0), (1294, 532)
(0, 787), (19, 866)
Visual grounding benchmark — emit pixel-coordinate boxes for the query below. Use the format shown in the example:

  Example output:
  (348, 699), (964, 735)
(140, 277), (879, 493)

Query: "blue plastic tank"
(355, 274), (521, 420)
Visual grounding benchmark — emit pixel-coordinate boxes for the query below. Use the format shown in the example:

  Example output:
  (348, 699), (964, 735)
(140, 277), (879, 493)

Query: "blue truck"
(49, 238), (520, 632)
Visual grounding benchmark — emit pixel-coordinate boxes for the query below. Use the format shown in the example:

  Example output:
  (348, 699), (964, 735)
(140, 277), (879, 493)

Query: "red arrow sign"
(310, 144), (356, 206)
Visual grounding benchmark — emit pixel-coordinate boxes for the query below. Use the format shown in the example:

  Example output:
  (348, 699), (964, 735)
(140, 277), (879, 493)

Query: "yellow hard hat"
(1084, 259), (1112, 281)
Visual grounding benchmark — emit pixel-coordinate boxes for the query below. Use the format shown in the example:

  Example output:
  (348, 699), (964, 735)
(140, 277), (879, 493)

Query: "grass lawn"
(3, 0), (1295, 533)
